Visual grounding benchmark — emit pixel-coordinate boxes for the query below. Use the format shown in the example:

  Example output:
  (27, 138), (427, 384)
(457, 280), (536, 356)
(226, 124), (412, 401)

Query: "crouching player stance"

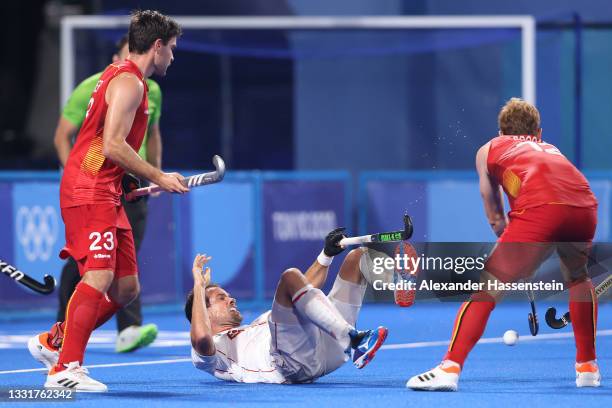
(407, 98), (600, 391)
(186, 228), (388, 384)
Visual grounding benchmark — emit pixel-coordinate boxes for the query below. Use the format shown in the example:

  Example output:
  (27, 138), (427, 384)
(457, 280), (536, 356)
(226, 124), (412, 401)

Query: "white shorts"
(268, 275), (366, 383)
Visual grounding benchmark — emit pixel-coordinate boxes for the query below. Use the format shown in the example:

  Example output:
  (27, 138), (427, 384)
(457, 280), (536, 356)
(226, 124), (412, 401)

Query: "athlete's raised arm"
(189, 254), (216, 356)
(476, 143), (507, 237)
(102, 72), (188, 193)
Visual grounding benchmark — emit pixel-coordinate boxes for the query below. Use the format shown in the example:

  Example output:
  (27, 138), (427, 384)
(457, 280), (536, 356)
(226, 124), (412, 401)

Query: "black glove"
(122, 173), (143, 203)
(324, 227), (347, 257)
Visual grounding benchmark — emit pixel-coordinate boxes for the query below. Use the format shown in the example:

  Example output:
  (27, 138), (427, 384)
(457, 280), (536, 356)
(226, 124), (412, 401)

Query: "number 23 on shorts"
(89, 231), (115, 251)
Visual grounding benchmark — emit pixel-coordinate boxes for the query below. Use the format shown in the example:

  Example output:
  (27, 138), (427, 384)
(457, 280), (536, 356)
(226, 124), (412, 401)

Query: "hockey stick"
(125, 155), (226, 200)
(526, 286), (539, 336)
(339, 213), (413, 246)
(545, 273), (612, 329)
(0, 258), (56, 295)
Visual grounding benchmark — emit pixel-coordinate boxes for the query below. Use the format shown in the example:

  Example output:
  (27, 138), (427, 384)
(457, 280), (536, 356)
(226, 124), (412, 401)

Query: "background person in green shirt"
(53, 35), (161, 353)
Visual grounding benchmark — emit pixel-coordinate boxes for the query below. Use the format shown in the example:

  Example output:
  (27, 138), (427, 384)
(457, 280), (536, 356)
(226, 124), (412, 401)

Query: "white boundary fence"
(60, 15), (536, 106)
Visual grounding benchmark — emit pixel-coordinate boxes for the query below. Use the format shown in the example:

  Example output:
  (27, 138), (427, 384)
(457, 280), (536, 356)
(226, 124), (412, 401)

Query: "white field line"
(380, 329), (612, 350)
(0, 329), (610, 375)
(0, 358), (191, 375)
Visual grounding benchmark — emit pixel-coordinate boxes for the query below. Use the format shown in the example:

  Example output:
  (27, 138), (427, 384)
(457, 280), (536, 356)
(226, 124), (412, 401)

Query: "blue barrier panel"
(0, 183), (13, 264)
(1, 169), (610, 311)
(0, 183), (18, 307)
(362, 179), (428, 241)
(1, 182), (64, 308)
(261, 172), (351, 298)
(12, 183), (64, 276)
(138, 194), (178, 304)
(359, 171), (476, 241)
(362, 171), (612, 242)
(428, 181), (494, 241)
(589, 180), (611, 241)
(180, 175), (257, 300)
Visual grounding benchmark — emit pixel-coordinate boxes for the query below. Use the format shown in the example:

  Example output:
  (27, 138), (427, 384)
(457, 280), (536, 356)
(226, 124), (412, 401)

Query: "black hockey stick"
(545, 273), (612, 329)
(339, 213), (414, 246)
(0, 258), (56, 295)
(526, 287), (539, 336)
(125, 155), (226, 200)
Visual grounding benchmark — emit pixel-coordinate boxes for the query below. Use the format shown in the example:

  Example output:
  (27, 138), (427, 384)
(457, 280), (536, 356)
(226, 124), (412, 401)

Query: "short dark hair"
(115, 34), (128, 52)
(184, 284), (220, 323)
(128, 10), (181, 54)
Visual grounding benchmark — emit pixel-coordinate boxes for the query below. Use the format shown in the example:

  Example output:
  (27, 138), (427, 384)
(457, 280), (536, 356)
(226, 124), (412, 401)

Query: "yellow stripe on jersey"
(80, 136), (105, 176)
(448, 301), (471, 351)
(502, 169), (521, 198)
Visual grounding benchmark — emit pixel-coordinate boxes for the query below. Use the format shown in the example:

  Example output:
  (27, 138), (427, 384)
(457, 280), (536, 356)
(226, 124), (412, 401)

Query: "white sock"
(292, 285), (352, 349)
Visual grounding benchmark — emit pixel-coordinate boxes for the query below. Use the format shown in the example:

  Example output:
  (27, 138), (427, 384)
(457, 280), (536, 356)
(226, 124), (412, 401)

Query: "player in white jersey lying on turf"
(185, 228), (388, 384)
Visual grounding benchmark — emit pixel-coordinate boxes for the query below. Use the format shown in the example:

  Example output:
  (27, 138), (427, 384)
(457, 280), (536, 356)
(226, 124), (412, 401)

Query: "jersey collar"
(124, 59), (145, 81)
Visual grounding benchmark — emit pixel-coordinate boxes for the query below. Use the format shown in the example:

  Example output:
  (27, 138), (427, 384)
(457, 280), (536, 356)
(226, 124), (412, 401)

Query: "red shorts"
(486, 204), (597, 283)
(60, 204), (138, 279)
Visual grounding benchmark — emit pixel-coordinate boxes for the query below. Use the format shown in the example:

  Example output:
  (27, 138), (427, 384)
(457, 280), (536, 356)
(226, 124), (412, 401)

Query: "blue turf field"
(0, 302), (610, 407)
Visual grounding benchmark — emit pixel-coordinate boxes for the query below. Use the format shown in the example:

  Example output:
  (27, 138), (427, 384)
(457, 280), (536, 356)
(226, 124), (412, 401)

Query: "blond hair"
(498, 97), (540, 136)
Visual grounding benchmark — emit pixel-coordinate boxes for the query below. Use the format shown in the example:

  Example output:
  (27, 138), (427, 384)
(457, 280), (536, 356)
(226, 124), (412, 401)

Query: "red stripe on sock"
(291, 289), (309, 305)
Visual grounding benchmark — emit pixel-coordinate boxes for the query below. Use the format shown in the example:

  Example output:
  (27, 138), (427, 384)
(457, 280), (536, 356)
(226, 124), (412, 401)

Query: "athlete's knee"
(280, 268), (303, 283)
(116, 280), (140, 305)
(81, 269), (114, 293)
(344, 248), (364, 270)
(274, 269), (304, 307)
(345, 248), (364, 265)
(277, 268), (308, 297)
(338, 248), (365, 282)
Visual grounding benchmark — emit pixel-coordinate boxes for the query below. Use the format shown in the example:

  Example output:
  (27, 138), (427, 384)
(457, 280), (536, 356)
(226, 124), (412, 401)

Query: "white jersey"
(191, 311), (287, 384)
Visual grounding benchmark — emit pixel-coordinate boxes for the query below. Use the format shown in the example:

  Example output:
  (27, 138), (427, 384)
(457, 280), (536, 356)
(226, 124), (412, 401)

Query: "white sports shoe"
(45, 362), (107, 392)
(576, 361), (601, 388)
(406, 360), (461, 391)
(27, 333), (59, 370)
(115, 324), (158, 353)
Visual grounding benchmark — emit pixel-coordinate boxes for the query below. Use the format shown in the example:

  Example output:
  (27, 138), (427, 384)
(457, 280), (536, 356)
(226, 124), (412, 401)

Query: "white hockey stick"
(339, 214), (413, 246)
(125, 155), (225, 200)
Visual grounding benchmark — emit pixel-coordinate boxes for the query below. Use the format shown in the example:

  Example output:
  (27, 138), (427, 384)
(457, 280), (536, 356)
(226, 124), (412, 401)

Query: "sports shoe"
(27, 333), (59, 370)
(45, 362), (107, 392)
(115, 324), (158, 353)
(394, 243), (418, 307)
(349, 326), (388, 369)
(406, 360), (461, 391)
(576, 360), (601, 387)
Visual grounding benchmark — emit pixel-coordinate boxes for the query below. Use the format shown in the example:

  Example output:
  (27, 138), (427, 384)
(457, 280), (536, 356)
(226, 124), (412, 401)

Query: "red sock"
(56, 282), (103, 370)
(569, 279), (597, 362)
(444, 295), (496, 367)
(94, 295), (123, 329)
(47, 295), (121, 350)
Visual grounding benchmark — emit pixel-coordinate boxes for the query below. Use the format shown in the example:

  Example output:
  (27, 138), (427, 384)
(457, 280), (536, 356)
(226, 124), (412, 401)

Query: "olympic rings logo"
(15, 206), (59, 262)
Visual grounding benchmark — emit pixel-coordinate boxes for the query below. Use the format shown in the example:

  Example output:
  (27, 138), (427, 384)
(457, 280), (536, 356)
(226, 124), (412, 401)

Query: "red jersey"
(487, 135), (597, 211)
(60, 60), (149, 208)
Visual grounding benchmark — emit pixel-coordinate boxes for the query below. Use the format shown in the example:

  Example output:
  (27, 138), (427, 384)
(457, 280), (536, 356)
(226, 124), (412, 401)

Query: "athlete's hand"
(192, 253), (212, 287)
(156, 172), (190, 194)
(324, 227), (347, 256)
